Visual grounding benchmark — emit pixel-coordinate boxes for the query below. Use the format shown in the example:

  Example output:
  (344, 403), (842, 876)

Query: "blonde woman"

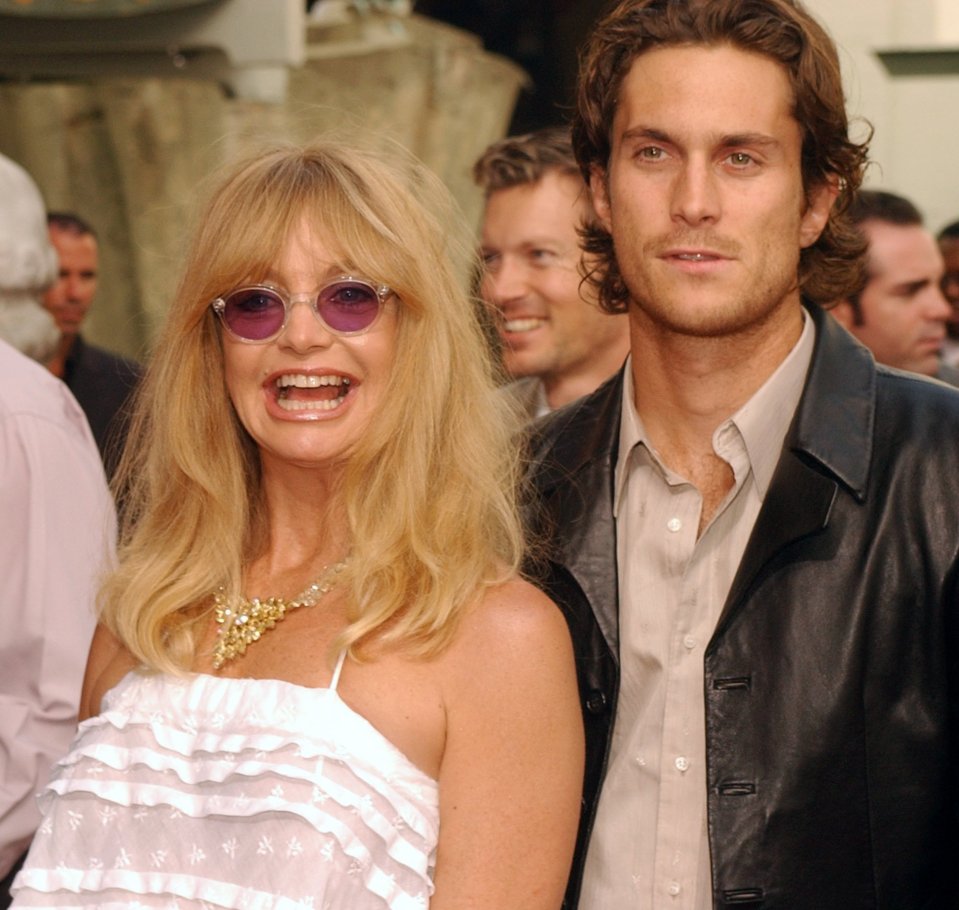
(11, 142), (583, 909)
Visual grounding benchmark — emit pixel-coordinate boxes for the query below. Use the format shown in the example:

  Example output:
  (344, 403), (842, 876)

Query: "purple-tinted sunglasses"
(211, 277), (393, 343)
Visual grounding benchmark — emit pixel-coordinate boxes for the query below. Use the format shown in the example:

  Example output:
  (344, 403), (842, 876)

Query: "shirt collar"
(615, 308), (816, 513)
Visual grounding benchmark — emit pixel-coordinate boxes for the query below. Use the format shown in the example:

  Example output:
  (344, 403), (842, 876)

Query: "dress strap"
(329, 649), (348, 692)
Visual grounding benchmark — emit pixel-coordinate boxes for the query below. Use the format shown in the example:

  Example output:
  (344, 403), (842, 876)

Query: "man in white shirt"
(474, 127), (629, 419)
(0, 153), (116, 906)
(524, 1), (959, 908)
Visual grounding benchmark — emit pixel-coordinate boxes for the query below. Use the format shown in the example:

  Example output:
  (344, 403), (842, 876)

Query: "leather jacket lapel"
(528, 372), (624, 659)
(717, 304), (876, 632)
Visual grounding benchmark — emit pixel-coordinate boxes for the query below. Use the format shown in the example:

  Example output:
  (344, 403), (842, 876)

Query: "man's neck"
(542, 336), (631, 410)
(46, 333), (77, 379)
(628, 300), (804, 527)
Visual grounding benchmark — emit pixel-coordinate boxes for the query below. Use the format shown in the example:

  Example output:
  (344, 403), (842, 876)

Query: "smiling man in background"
(474, 127), (629, 419)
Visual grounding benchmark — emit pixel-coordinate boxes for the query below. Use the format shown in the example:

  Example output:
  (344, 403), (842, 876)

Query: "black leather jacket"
(524, 304), (959, 909)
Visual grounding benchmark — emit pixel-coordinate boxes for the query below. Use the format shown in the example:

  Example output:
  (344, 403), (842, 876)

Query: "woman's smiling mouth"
(274, 373), (352, 412)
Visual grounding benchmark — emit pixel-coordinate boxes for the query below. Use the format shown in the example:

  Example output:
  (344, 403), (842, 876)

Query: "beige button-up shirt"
(579, 312), (815, 909)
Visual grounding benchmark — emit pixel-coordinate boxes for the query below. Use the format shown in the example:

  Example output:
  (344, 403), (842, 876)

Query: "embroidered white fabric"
(11, 669), (439, 909)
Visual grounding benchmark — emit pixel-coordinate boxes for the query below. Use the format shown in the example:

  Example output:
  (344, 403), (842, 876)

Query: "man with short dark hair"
(43, 212), (141, 478)
(523, 1), (959, 907)
(831, 189), (957, 383)
(474, 127), (628, 417)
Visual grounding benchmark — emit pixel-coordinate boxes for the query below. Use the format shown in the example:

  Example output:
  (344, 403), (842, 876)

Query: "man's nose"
(925, 285), (953, 322)
(64, 276), (84, 302)
(670, 158), (721, 227)
(484, 257), (528, 305)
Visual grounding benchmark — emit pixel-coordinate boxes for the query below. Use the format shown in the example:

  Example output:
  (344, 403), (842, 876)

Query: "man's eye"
(727, 152), (755, 167)
(638, 146), (665, 161)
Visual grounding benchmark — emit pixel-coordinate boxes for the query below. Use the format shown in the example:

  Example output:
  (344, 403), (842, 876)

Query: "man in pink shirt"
(0, 153), (116, 907)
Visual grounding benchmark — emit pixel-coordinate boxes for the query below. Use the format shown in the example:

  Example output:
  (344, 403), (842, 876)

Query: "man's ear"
(800, 176), (840, 249)
(589, 166), (612, 232)
(830, 298), (856, 330)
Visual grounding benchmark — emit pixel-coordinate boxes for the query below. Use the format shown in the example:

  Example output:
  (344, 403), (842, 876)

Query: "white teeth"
(678, 253), (708, 261)
(503, 318), (546, 333)
(275, 373), (351, 412)
(275, 374), (350, 388)
(277, 397), (346, 412)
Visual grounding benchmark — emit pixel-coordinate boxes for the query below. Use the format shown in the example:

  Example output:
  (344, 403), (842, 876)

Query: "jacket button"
(585, 690), (608, 714)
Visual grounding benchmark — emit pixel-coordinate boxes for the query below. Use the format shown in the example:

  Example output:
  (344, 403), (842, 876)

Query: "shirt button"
(675, 756), (689, 772)
(683, 635), (696, 650)
(667, 517), (682, 533)
(668, 880), (682, 896)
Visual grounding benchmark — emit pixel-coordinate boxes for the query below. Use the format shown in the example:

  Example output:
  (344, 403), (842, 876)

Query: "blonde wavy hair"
(101, 139), (525, 672)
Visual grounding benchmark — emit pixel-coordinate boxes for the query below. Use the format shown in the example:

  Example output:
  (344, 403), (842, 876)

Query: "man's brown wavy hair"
(573, 0), (870, 314)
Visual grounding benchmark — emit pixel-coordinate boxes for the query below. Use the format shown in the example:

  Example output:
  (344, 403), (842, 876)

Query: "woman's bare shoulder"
(79, 624), (140, 720)
(439, 574), (574, 693)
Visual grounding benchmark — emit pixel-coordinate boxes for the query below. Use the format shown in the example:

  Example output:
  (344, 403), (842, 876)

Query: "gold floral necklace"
(211, 559), (349, 670)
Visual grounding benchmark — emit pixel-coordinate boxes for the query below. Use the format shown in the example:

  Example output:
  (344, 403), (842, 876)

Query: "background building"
(0, 0), (957, 358)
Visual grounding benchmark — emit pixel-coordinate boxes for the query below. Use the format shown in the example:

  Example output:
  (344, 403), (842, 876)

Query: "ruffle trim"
(50, 730), (436, 843)
(87, 671), (438, 833)
(101, 672), (435, 776)
(39, 770), (431, 879)
(14, 865), (430, 910)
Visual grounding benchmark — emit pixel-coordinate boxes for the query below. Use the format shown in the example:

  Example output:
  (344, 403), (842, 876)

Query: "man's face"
(480, 170), (622, 381)
(42, 226), (98, 339)
(842, 221), (950, 376)
(590, 43), (834, 339)
(937, 234), (959, 339)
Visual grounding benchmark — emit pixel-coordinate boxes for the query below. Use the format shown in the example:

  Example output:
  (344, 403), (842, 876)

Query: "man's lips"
(661, 248), (730, 263)
(918, 335), (944, 351)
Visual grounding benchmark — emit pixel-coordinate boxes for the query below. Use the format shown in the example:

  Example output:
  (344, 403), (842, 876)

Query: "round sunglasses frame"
(211, 277), (394, 343)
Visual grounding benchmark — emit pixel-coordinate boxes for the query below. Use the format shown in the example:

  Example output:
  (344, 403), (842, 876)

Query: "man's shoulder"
(524, 371), (624, 500)
(0, 339), (81, 420)
(802, 308), (959, 480)
(873, 361), (959, 415)
(73, 337), (142, 383)
(0, 339), (101, 452)
(935, 360), (959, 389)
(502, 376), (547, 422)
(837, 363), (959, 494)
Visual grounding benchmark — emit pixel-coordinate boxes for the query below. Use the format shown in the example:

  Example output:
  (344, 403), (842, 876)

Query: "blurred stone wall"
(0, 14), (524, 359)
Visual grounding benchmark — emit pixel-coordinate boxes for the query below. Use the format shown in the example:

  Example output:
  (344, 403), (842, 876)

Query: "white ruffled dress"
(11, 654), (438, 909)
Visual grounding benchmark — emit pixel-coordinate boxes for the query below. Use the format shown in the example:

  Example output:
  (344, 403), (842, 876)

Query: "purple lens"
(222, 288), (286, 340)
(317, 280), (381, 333)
